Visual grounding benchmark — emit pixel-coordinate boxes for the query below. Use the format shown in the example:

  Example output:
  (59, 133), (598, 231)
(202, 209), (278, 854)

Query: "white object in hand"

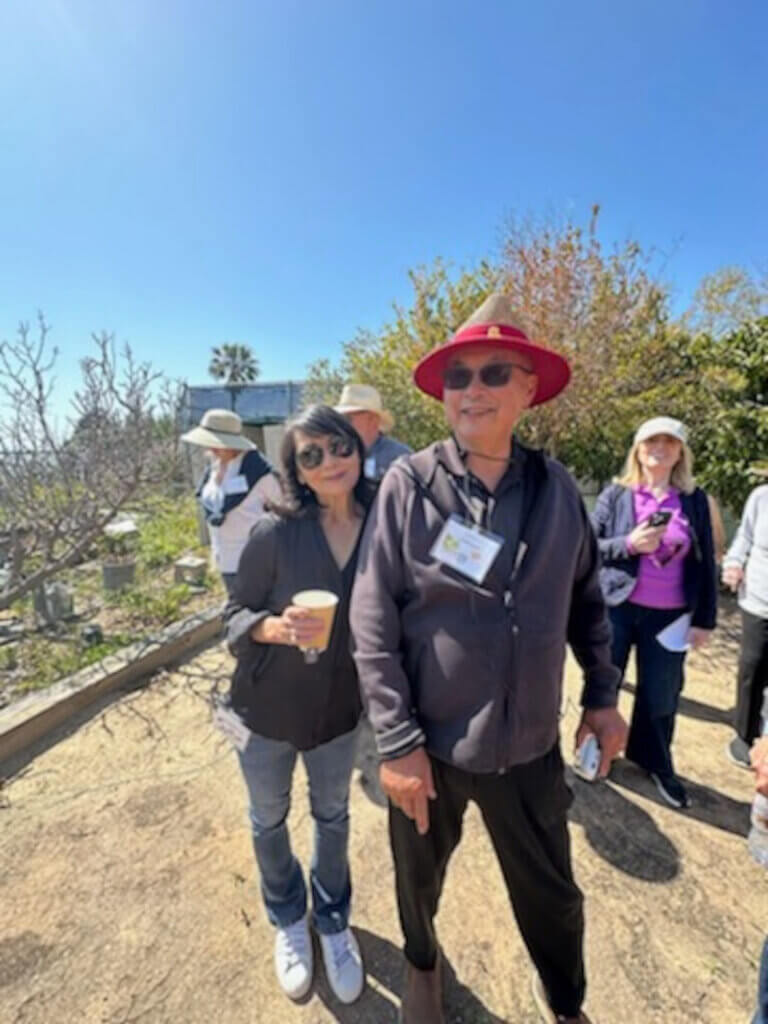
(656, 613), (692, 653)
(574, 733), (601, 782)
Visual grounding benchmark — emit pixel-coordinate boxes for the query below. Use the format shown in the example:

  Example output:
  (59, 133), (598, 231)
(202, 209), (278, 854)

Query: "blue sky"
(1, 0), (766, 418)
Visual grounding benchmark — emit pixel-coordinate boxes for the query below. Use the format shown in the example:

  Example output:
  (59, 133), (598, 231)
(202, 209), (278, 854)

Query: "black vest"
(196, 450), (274, 526)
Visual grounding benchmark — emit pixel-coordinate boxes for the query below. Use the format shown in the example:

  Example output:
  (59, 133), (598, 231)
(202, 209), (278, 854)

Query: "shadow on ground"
(606, 758), (751, 838)
(568, 770), (680, 882)
(313, 928), (506, 1023)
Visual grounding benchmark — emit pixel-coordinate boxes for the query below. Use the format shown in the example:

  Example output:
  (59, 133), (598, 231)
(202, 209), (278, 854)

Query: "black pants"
(388, 746), (585, 1018)
(737, 609), (768, 744)
(609, 602), (686, 779)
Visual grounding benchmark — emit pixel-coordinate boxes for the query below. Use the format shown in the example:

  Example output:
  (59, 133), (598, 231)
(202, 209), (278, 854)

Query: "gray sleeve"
(590, 485), (633, 561)
(350, 469), (426, 760)
(224, 516), (279, 658)
(723, 488), (761, 568)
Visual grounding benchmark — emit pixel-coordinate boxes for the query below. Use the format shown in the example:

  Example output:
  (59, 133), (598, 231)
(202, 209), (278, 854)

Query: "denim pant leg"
(754, 935), (768, 1024)
(237, 733), (307, 928)
(626, 608), (686, 777)
(301, 726), (359, 935)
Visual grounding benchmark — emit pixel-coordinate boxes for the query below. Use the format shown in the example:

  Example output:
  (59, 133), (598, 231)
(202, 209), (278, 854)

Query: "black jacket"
(350, 438), (620, 773)
(590, 483), (717, 629)
(224, 511), (362, 749)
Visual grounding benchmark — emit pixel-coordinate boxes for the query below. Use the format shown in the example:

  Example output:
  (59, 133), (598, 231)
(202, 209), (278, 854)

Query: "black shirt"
(225, 510), (363, 749)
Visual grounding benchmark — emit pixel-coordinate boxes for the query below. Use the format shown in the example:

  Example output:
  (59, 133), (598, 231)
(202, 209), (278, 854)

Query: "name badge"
(212, 704), (251, 752)
(430, 514), (504, 584)
(364, 456), (377, 480)
(224, 474), (249, 495)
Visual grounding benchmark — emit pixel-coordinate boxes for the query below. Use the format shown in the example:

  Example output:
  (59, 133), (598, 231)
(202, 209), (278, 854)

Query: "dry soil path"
(1, 626), (766, 1023)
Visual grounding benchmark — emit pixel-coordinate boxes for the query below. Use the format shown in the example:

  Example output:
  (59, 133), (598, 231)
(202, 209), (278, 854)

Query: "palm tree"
(208, 343), (260, 410)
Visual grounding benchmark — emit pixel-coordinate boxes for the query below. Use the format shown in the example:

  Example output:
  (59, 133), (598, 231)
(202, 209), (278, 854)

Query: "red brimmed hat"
(413, 293), (571, 406)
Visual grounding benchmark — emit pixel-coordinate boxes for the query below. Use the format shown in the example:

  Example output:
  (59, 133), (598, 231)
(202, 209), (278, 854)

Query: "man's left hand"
(575, 707), (628, 778)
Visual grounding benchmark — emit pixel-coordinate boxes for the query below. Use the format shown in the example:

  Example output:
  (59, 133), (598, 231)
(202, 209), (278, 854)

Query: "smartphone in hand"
(647, 509), (673, 528)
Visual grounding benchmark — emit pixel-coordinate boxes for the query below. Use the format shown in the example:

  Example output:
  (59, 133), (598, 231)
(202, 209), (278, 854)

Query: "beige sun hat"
(634, 416), (688, 445)
(180, 409), (255, 451)
(334, 383), (394, 433)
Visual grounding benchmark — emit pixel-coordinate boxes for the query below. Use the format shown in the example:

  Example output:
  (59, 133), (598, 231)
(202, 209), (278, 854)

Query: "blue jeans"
(609, 603), (687, 779)
(754, 936), (768, 1024)
(237, 726), (358, 934)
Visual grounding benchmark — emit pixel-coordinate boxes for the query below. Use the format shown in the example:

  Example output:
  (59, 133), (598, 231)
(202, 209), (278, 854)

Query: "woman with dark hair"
(223, 405), (372, 1006)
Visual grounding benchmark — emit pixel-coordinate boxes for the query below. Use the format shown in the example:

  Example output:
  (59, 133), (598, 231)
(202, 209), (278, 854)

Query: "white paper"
(655, 613), (692, 653)
(430, 514), (504, 584)
(212, 704), (251, 752)
(224, 474), (249, 495)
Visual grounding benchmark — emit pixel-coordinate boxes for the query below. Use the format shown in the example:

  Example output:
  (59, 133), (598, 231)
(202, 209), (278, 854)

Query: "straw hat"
(335, 383), (395, 433)
(413, 293), (571, 406)
(180, 409), (255, 451)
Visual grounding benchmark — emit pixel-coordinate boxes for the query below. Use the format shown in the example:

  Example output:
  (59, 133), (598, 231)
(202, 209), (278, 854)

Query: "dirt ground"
(1, 606), (766, 1023)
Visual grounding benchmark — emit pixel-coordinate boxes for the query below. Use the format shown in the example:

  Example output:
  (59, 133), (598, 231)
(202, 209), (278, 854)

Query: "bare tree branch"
(0, 316), (185, 609)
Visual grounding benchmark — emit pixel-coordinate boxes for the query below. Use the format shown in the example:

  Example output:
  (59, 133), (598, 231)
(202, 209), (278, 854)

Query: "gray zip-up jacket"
(350, 438), (620, 773)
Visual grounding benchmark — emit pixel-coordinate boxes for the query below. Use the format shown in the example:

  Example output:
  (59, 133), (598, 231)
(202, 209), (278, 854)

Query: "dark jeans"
(609, 602), (687, 779)
(737, 609), (768, 744)
(754, 936), (768, 1024)
(388, 746), (585, 1018)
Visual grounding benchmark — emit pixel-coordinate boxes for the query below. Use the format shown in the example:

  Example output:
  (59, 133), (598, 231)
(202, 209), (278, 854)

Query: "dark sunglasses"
(296, 435), (356, 470)
(442, 361), (533, 390)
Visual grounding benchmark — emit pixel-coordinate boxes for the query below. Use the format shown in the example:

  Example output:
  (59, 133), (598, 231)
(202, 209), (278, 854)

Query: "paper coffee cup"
(291, 590), (339, 656)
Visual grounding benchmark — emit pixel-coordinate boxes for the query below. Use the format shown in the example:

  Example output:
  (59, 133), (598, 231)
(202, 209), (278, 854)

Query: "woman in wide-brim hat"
(181, 409), (281, 593)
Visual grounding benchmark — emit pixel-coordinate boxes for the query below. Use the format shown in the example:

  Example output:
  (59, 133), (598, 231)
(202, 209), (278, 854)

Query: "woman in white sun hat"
(591, 416), (717, 810)
(181, 409), (282, 593)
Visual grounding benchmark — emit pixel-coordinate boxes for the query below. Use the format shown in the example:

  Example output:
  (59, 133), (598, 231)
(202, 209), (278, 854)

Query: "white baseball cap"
(634, 416), (688, 445)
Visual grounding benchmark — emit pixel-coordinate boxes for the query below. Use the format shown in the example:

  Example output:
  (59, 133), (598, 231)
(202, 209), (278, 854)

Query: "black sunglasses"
(296, 435), (356, 470)
(442, 361), (534, 390)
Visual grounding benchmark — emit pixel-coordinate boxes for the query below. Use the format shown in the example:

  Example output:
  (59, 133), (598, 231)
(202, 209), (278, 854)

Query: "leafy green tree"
(682, 319), (768, 512)
(305, 208), (671, 479)
(208, 342), (260, 410)
(304, 260), (499, 450)
(684, 266), (767, 339)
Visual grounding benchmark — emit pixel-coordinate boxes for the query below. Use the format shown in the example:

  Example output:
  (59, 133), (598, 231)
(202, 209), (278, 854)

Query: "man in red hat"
(350, 293), (627, 1024)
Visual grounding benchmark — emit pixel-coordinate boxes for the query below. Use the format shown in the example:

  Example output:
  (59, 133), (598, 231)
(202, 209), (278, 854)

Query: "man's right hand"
(627, 521), (665, 554)
(722, 564), (744, 592)
(379, 747), (436, 835)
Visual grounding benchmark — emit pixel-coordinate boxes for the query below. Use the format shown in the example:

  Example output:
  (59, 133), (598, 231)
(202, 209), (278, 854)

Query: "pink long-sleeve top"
(628, 486), (691, 609)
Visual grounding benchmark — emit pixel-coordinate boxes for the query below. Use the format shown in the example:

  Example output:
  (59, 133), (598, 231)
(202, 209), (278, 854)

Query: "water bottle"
(748, 687), (768, 868)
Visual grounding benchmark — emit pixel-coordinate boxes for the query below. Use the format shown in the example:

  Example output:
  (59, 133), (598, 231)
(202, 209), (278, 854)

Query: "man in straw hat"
(335, 383), (411, 483)
(350, 294), (628, 1023)
(181, 409), (281, 593)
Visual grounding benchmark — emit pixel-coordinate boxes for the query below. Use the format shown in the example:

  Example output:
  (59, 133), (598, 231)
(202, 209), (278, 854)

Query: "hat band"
(205, 427), (244, 439)
(452, 322), (531, 345)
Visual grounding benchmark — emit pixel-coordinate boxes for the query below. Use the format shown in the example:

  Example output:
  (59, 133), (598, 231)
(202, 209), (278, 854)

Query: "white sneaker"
(274, 917), (313, 1000)
(319, 927), (364, 1004)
